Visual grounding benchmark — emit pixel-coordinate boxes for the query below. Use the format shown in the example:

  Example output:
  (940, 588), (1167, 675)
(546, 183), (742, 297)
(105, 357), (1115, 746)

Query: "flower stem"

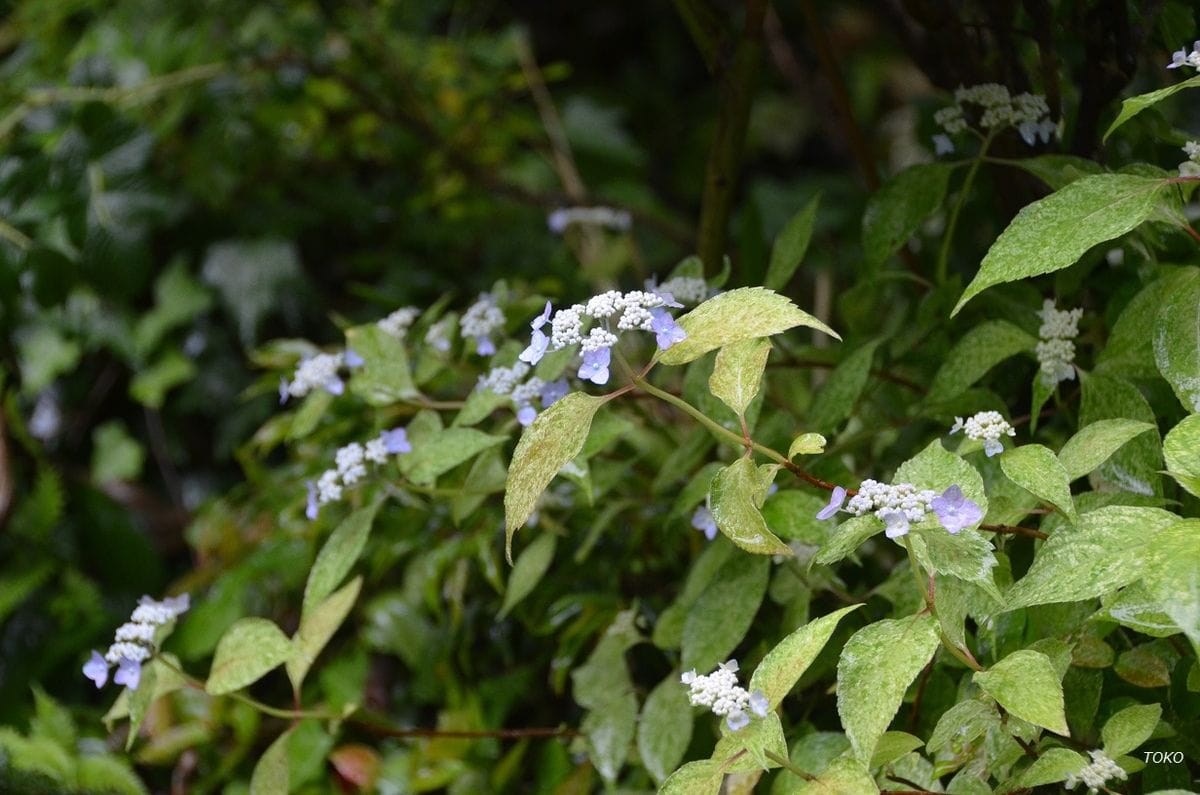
(764, 750), (814, 780)
(936, 134), (991, 284)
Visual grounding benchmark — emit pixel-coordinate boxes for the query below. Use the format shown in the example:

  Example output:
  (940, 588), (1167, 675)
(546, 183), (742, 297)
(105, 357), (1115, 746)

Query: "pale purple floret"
(540, 379), (569, 408)
(650, 307), (687, 350)
(278, 378), (290, 405)
(726, 710), (750, 731)
(475, 336), (496, 356)
(305, 480), (319, 520)
(932, 134), (954, 155)
(381, 427), (412, 454)
(578, 347), (611, 385)
(325, 378), (345, 396)
(749, 690), (769, 718)
(519, 303), (554, 364)
(83, 651), (108, 688)
(880, 509), (911, 539)
(816, 486), (847, 520)
(983, 439), (1004, 457)
(1168, 48), (1188, 69)
(516, 405), (537, 426)
(691, 505), (718, 540)
(114, 657), (141, 690)
(345, 349), (365, 368)
(930, 485), (983, 534)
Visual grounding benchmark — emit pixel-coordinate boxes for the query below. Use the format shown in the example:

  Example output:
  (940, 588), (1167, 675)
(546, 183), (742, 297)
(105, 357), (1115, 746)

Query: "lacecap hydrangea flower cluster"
(459, 293), (506, 356)
(818, 481), (983, 538)
(518, 289), (688, 386)
(949, 410), (1015, 457)
(478, 362), (569, 426)
(681, 660), (769, 731)
(307, 429), (411, 519)
(932, 83), (1056, 155)
(83, 594), (190, 691)
(1065, 749), (1127, 793)
(281, 352), (350, 402)
(1036, 299), (1082, 386)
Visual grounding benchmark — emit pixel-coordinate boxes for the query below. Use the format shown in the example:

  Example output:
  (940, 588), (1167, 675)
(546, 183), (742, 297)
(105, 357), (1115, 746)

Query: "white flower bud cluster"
(546, 292), (665, 352)
(1167, 42), (1200, 71)
(653, 277), (708, 305)
(680, 660), (769, 731)
(479, 362), (531, 396)
(287, 353), (344, 398)
(933, 84), (1055, 151)
(845, 479), (938, 524)
(547, 206), (632, 234)
(314, 432), (408, 509)
(105, 595), (189, 665)
(509, 376), (545, 407)
(1065, 749), (1126, 792)
(460, 294), (505, 339)
(950, 411), (1015, 456)
(425, 317), (453, 352)
(1180, 141), (1200, 177)
(1036, 299), (1082, 386)
(377, 306), (421, 339)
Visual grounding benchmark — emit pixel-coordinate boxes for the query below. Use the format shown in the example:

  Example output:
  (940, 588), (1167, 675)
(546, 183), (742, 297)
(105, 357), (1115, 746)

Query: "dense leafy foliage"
(2, 1), (1200, 794)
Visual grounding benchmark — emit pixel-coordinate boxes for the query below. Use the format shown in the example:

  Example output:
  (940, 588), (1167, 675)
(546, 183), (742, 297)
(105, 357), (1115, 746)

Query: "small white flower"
(1065, 749), (1126, 792)
(114, 622), (156, 644)
(550, 304), (585, 349)
(1036, 299), (1082, 387)
(378, 307), (421, 339)
(287, 353), (345, 399)
(580, 327), (618, 353)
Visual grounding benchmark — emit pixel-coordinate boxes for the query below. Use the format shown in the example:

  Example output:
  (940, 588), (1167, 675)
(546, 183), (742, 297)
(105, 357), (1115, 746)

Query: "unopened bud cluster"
(460, 293), (505, 356)
(377, 306), (421, 339)
(846, 480), (938, 525)
(1180, 141), (1200, 177)
(1167, 41), (1200, 71)
(519, 290), (687, 386)
(547, 206), (632, 234)
(84, 594), (190, 691)
(1036, 299), (1082, 386)
(950, 411), (1015, 457)
(649, 275), (709, 305)
(308, 429), (411, 518)
(680, 660), (769, 732)
(283, 352), (346, 401)
(931, 84), (1055, 155)
(479, 362), (568, 426)
(1065, 749), (1126, 793)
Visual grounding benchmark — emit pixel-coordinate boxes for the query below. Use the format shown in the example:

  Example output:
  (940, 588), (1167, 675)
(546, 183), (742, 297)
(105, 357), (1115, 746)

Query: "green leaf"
(682, 553), (770, 671)
(1102, 703), (1161, 757)
(765, 194), (820, 290)
(302, 500), (381, 618)
(1104, 73), (1200, 140)
(926, 699), (999, 755)
(287, 576), (361, 690)
(401, 427), (506, 486)
(760, 490), (833, 545)
(659, 760), (723, 795)
(837, 613), (939, 763)
(1164, 415), (1200, 497)
(1140, 519), (1200, 653)
(1096, 274), (1174, 378)
(287, 389), (333, 441)
(91, 421), (144, 483)
(128, 351), (196, 409)
(30, 686), (75, 749)
(1005, 506), (1179, 609)
(125, 663), (157, 751)
(638, 673), (694, 784)
(862, 163), (953, 269)
(16, 324), (81, 394)
(77, 755), (149, 795)
(708, 458), (793, 556)
(499, 532), (556, 618)
(658, 287), (839, 366)
(787, 753), (878, 794)
(505, 392), (605, 559)
(582, 691), (638, 783)
(1058, 419), (1157, 481)
(653, 540), (736, 649)
(249, 727), (294, 795)
(1153, 268), (1200, 412)
(1000, 444), (1078, 523)
(953, 175), (1169, 314)
(974, 649), (1068, 734)
(787, 433), (826, 458)
(132, 260), (212, 358)
(205, 618), (293, 695)
(869, 731), (924, 769)
(926, 321), (1037, 402)
(453, 386), (510, 426)
(1010, 154), (1104, 191)
(709, 338), (771, 416)
(346, 323), (417, 404)
(807, 340), (881, 433)
(813, 515), (881, 566)
(712, 712), (787, 771)
(750, 605), (860, 710)
(1016, 747), (1086, 787)
(1079, 374), (1162, 495)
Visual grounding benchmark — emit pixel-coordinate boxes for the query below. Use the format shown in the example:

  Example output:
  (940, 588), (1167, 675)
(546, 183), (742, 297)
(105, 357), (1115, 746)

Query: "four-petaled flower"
(650, 307), (687, 350)
(691, 505), (718, 540)
(83, 651), (109, 688)
(578, 347), (611, 385)
(381, 427), (412, 454)
(930, 485), (983, 534)
(114, 658), (142, 690)
(879, 509), (911, 539)
(520, 302), (553, 365)
(517, 405), (537, 426)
